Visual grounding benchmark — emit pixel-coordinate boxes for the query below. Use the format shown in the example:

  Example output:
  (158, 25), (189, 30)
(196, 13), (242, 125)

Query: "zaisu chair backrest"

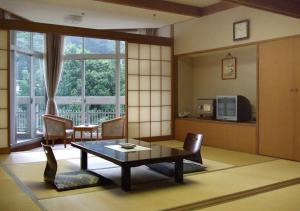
(42, 143), (57, 184)
(183, 133), (204, 163)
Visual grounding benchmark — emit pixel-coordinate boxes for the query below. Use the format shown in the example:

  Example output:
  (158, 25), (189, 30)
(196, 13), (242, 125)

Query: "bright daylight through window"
(11, 31), (125, 144)
(56, 36), (125, 125)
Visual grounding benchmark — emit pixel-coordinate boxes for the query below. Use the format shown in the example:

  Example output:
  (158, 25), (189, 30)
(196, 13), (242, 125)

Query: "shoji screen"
(127, 43), (172, 138)
(0, 30), (9, 149)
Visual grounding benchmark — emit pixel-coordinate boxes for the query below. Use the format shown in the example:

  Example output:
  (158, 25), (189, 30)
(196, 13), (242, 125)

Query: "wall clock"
(233, 19), (249, 41)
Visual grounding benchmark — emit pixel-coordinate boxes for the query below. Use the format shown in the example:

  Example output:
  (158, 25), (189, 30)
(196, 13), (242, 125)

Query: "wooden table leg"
(90, 129), (92, 141)
(80, 131), (83, 142)
(97, 127), (99, 139)
(174, 159), (183, 183)
(81, 150), (87, 170)
(121, 166), (131, 191)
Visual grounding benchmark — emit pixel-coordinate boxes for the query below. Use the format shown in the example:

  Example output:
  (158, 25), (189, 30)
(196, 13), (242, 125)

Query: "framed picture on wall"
(222, 55), (237, 80)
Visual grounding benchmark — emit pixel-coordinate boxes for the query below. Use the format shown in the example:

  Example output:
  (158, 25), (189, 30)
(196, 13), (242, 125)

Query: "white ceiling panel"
(0, 0), (194, 29)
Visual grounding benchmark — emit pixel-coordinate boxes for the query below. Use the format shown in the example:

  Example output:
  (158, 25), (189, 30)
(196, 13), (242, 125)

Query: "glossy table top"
(71, 139), (193, 164)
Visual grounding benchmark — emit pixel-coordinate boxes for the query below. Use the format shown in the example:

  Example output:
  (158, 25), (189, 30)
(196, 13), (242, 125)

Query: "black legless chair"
(147, 133), (205, 176)
(42, 143), (113, 191)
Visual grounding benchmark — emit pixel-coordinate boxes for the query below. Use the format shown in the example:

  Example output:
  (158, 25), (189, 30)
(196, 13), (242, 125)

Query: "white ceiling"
(0, 0), (221, 29)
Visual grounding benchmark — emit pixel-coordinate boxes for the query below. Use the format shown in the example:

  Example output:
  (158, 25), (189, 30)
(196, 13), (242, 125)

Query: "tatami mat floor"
(0, 141), (299, 211)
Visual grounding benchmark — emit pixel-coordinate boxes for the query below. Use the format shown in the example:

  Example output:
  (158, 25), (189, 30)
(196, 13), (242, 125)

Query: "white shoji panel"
(140, 122), (150, 137)
(0, 30), (8, 50)
(162, 91), (171, 106)
(0, 90), (7, 108)
(151, 122), (161, 136)
(162, 106), (171, 121)
(151, 76), (161, 90)
(162, 61), (171, 76)
(0, 50), (7, 69)
(0, 129), (8, 148)
(151, 45), (161, 60)
(151, 61), (160, 75)
(162, 121), (171, 136)
(139, 44), (150, 59)
(0, 109), (8, 128)
(127, 42), (172, 138)
(128, 43), (139, 59)
(128, 59), (139, 74)
(140, 76), (150, 90)
(128, 107), (139, 122)
(128, 91), (139, 106)
(140, 107), (150, 122)
(0, 71), (7, 89)
(140, 91), (150, 106)
(128, 75), (139, 90)
(128, 123), (139, 138)
(140, 60), (150, 75)
(151, 91), (161, 106)
(162, 76), (171, 90)
(151, 107), (161, 121)
(161, 46), (171, 61)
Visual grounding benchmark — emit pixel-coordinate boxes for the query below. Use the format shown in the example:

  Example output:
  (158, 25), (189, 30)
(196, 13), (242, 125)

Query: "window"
(11, 31), (46, 144)
(57, 36), (125, 125)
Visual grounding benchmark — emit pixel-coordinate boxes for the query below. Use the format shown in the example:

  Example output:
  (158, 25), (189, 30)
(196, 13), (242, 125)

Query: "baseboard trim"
(0, 147), (10, 154)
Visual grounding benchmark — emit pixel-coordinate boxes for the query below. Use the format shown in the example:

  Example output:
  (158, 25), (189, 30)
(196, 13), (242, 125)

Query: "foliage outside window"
(12, 31), (46, 143)
(57, 36), (125, 125)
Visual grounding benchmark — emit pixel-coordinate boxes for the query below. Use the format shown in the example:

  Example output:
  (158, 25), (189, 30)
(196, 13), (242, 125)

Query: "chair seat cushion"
(146, 160), (206, 177)
(54, 170), (113, 191)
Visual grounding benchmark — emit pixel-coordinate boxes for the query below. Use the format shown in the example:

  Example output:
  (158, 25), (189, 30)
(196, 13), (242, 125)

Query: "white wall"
(174, 6), (300, 55)
(177, 57), (194, 113)
(157, 25), (171, 38)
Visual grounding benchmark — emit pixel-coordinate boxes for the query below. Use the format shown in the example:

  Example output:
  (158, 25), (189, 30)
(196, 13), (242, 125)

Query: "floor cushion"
(146, 160), (206, 177)
(54, 170), (113, 191)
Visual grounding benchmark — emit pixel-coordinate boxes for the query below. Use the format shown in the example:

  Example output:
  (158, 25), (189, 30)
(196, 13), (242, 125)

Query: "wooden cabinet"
(259, 37), (300, 160)
(293, 37), (300, 161)
(175, 118), (257, 154)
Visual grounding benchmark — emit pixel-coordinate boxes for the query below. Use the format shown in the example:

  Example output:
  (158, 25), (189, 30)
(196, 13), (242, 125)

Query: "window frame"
(10, 30), (46, 146)
(57, 36), (125, 124)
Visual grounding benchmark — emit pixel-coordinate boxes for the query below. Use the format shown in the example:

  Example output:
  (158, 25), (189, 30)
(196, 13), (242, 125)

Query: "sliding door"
(127, 43), (172, 139)
(11, 31), (46, 145)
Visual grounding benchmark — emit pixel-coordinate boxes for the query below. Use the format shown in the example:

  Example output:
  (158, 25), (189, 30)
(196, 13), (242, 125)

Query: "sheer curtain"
(45, 33), (64, 115)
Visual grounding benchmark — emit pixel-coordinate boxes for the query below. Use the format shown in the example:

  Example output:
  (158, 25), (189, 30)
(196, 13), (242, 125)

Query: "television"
(216, 95), (251, 122)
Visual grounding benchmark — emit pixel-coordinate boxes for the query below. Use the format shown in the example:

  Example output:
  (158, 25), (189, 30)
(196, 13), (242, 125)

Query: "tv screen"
(216, 95), (251, 122)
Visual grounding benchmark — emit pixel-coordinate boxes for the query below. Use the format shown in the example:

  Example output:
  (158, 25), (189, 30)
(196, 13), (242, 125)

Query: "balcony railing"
(17, 108), (124, 134)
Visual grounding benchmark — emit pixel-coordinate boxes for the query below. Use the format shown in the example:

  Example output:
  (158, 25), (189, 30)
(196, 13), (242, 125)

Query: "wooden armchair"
(101, 117), (126, 139)
(43, 115), (74, 148)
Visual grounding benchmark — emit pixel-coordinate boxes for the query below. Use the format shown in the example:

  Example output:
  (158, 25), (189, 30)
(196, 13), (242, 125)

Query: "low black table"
(71, 139), (194, 191)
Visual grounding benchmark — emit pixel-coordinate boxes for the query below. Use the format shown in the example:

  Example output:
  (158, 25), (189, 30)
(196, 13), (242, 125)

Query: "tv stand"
(175, 118), (257, 154)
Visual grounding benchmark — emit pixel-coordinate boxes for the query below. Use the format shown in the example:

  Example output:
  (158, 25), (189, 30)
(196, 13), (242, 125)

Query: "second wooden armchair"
(101, 117), (126, 139)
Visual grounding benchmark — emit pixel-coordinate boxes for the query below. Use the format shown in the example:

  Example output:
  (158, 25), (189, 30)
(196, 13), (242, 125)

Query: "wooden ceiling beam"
(0, 19), (173, 46)
(94, 0), (203, 17)
(224, 0), (300, 19)
(202, 1), (238, 16)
